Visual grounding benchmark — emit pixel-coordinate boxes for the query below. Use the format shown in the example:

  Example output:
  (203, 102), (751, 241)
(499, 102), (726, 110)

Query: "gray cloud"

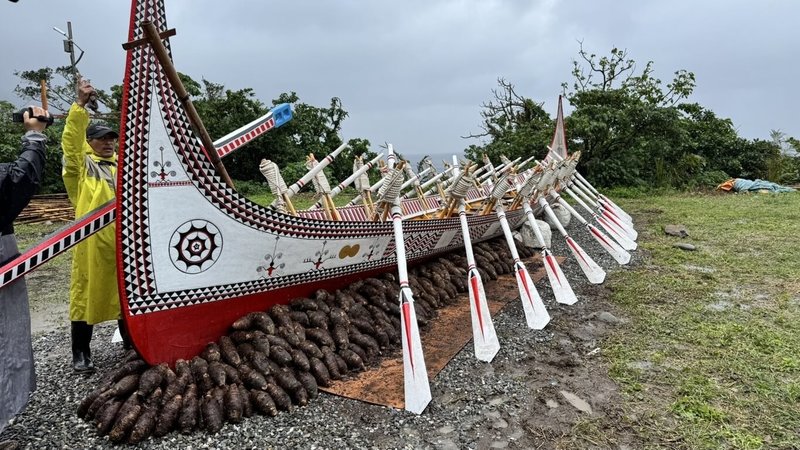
(1, 0), (798, 157)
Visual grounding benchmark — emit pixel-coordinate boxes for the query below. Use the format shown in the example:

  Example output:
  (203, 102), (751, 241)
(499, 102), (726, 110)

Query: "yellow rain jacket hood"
(62, 103), (120, 325)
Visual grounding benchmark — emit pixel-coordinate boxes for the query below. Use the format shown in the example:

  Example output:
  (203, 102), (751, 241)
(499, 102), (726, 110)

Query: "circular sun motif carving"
(169, 220), (223, 274)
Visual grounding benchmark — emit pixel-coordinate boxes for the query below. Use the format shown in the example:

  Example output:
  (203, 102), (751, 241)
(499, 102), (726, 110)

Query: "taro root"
(201, 393), (224, 434)
(274, 367), (303, 394)
(224, 384), (244, 423)
(290, 297), (318, 312)
(265, 334), (291, 351)
(349, 317), (375, 336)
(312, 289), (333, 309)
(154, 393), (182, 437)
(306, 310), (329, 330)
(334, 289), (356, 311)
(269, 345), (293, 367)
(349, 329), (380, 358)
(108, 404), (141, 443)
(238, 384), (253, 418)
(265, 383), (293, 412)
(94, 398), (123, 435)
(163, 370), (190, 402)
(333, 353), (348, 376)
(277, 326), (302, 347)
(296, 370), (319, 399)
(320, 347), (342, 380)
(249, 351), (272, 377)
(230, 330), (259, 345)
(347, 290), (369, 307)
(290, 348), (311, 372)
(98, 359), (147, 391)
(137, 364), (168, 398)
(238, 365), (268, 391)
(178, 384), (199, 434)
(250, 311), (276, 335)
(222, 362), (242, 384)
(128, 405), (157, 444)
(236, 342), (257, 361)
(308, 357), (331, 387)
(110, 374), (141, 398)
(328, 307), (349, 327)
(86, 386), (119, 419)
(338, 348), (365, 371)
(305, 327), (334, 348)
(269, 304), (294, 328)
(251, 335), (271, 356)
(249, 389), (278, 417)
(200, 342), (222, 362)
(330, 324), (349, 350)
(218, 335), (242, 367)
(77, 387), (104, 419)
(211, 386), (226, 413)
(208, 361), (227, 387)
(291, 322), (307, 341)
(296, 339), (323, 359)
(232, 311), (276, 331)
(347, 343), (368, 365)
(288, 310), (310, 327)
(175, 359), (191, 378)
(348, 303), (371, 321)
(291, 384), (309, 407)
(190, 356), (214, 393)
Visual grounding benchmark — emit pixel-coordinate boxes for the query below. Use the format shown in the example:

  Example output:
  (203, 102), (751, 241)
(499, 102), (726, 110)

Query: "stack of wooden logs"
(17, 193), (74, 224)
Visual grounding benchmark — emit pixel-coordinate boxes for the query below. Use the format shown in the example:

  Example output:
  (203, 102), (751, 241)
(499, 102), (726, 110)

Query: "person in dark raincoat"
(0, 106), (49, 441)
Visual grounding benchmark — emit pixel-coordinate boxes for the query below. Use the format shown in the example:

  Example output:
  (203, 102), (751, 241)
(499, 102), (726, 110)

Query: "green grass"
(604, 191), (800, 449)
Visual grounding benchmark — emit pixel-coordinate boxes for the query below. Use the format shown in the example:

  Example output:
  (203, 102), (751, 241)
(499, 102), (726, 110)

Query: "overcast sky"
(1, 0), (798, 157)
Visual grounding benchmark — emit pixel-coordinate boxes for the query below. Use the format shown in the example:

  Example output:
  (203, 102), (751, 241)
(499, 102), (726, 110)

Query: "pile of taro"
(77, 238), (534, 444)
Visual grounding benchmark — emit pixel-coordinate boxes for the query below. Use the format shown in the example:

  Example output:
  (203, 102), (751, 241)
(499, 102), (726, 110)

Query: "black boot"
(118, 319), (132, 350)
(70, 321), (95, 374)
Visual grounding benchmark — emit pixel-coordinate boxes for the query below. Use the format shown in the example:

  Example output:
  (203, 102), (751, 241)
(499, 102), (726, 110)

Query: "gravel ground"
(1, 216), (641, 450)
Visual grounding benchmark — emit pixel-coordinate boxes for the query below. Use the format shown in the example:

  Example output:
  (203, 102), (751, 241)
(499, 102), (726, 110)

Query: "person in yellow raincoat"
(62, 79), (124, 373)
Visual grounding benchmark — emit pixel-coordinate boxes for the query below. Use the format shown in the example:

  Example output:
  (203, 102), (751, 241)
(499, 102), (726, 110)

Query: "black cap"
(86, 123), (119, 140)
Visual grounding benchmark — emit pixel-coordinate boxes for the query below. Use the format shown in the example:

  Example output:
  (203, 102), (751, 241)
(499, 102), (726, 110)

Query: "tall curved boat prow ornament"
(118, 0), (527, 365)
(546, 95), (568, 162)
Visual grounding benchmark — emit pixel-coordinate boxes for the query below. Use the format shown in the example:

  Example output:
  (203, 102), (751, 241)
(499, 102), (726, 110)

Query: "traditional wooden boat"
(117, 0), (539, 365)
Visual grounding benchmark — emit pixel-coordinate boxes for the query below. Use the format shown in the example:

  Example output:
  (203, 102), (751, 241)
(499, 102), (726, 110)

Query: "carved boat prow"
(117, 0), (529, 365)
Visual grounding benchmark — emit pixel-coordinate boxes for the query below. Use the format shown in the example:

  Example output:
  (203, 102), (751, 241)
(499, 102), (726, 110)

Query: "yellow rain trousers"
(62, 103), (120, 325)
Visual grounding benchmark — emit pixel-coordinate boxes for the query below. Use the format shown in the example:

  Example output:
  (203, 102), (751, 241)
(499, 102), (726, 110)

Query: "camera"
(12, 107), (54, 127)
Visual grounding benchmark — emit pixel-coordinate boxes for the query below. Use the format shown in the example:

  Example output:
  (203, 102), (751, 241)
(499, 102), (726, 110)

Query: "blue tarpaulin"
(731, 178), (796, 193)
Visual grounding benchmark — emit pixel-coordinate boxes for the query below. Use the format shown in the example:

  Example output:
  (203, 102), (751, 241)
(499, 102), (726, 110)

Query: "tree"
(463, 78), (552, 166)
(9, 67), (376, 194)
(15, 66), (116, 116)
(562, 44), (697, 187)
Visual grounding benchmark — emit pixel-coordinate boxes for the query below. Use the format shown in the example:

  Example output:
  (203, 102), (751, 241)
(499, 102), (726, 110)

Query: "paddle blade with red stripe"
(595, 214), (638, 250)
(538, 197), (606, 284)
(522, 203), (578, 306)
(598, 193), (633, 223)
(467, 269), (500, 362)
(599, 207), (638, 241)
(514, 261), (551, 330)
(587, 224), (631, 265)
(542, 250), (578, 305)
(399, 288), (432, 414)
(565, 236), (606, 284)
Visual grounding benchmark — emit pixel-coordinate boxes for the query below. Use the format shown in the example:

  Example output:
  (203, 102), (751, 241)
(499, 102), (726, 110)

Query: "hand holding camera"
(12, 106), (53, 128)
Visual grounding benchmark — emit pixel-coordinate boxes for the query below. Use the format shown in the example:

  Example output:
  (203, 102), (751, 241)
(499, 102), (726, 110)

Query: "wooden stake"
(139, 21), (235, 190)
